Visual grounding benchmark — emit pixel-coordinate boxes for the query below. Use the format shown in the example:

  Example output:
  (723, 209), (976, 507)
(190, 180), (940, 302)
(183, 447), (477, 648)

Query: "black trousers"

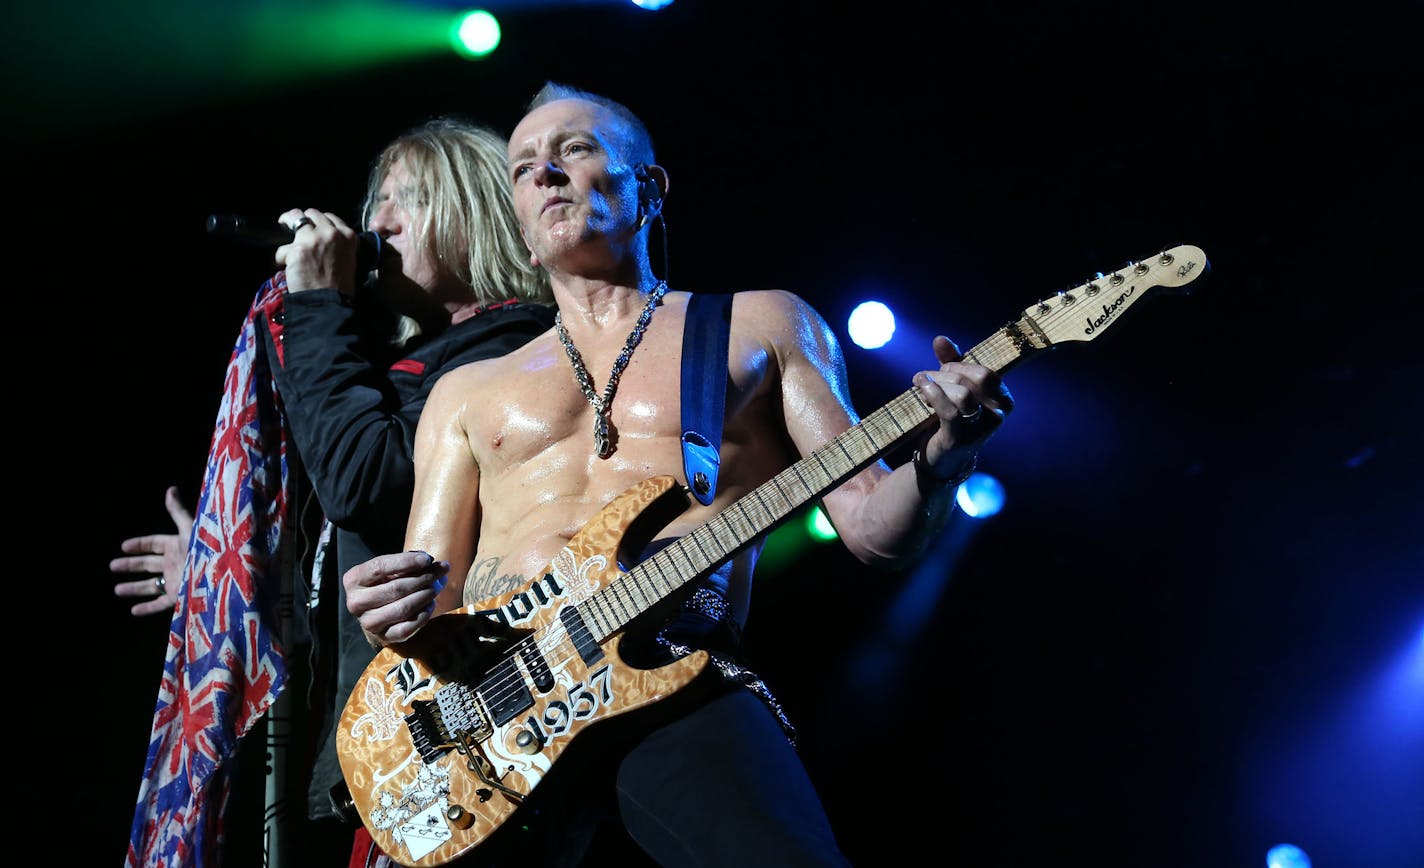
(466, 682), (851, 868)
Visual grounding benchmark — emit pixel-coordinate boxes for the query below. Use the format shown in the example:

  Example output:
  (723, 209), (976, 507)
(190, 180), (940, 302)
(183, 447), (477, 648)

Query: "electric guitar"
(336, 244), (1209, 865)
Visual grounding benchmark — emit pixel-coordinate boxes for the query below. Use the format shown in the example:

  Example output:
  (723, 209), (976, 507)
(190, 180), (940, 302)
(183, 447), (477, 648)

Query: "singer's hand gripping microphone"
(206, 214), (384, 276)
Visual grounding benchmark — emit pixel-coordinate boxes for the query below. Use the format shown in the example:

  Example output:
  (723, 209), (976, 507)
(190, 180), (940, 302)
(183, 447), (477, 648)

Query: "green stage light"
(16, 5), (512, 131)
(756, 503), (839, 578)
(806, 505), (839, 542)
(239, 4), (472, 83)
(451, 10), (501, 59)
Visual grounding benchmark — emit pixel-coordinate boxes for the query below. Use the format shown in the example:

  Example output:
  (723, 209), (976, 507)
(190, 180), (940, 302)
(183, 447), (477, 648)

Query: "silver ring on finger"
(959, 405), (984, 424)
(154, 576), (167, 595)
(291, 216), (315, 232)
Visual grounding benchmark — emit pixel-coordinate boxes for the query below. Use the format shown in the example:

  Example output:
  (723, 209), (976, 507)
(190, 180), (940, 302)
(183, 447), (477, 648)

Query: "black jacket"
(256, 287), (554, 824)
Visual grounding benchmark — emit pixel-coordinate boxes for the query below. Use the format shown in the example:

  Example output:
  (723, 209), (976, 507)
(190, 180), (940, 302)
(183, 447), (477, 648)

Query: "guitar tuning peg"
(1058, 288), (1077, 304)
(1037, 300), (1052, 315)
(1132, 260), (1150, 276)
(1085, 281), (1101, 296)
(1157, 250), (1175, 265)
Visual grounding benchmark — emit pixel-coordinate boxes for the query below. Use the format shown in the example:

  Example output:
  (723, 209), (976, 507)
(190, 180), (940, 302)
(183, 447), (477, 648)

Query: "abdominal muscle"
(465, 431), (758, 627)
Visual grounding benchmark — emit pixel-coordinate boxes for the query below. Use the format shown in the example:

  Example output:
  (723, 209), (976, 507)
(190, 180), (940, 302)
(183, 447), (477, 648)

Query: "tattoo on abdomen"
(465, 557), (527, 605)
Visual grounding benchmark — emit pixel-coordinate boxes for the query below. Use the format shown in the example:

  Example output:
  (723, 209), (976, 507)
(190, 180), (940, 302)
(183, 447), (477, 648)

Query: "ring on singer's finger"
(291, 216), (315, 232)
(154, 576), (167, 595)
(959, 405), (984, 424)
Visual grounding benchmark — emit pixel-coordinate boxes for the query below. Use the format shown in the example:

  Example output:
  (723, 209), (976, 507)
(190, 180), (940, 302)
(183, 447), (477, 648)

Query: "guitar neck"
(574, 318), (1045, 641)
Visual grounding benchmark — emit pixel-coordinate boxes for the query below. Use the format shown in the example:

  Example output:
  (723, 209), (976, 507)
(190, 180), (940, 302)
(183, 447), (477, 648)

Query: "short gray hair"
(526, 81), (656, 167)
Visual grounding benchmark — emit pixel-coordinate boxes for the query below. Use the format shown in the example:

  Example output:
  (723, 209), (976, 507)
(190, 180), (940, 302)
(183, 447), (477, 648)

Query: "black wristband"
(912, 446), (977, 496)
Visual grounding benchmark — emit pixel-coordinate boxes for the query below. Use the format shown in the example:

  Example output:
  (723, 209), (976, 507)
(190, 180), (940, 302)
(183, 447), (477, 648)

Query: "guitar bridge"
(405, 682), (493, 764)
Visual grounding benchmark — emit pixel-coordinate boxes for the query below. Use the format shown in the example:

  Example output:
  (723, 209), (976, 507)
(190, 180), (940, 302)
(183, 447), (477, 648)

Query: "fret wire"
(687, 528), (717, 570)
(703, 518), (734, 553)
(789, 463), (812, 500)
(616, 578), (642, 618)
(597, 595), (618, 634)
(607, 580), (635, 624)
(766, 481), (794, 515)
(585, 597), (611, 636)
(628, 581), (653, 612)
(652, 552), (681, 594)
(748, 489), (776, 525)
(669, 544), (701, 582)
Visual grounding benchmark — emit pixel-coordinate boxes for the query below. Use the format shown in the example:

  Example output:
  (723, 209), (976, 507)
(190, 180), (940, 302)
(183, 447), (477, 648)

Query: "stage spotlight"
(1266, 843), (1312, 868)
(806, 505), (838, 542)
(955, 471), (1004, 518)
(451, 9), (500, 58)
(631, 0), (676, 9)
(847, 300), (895, 350)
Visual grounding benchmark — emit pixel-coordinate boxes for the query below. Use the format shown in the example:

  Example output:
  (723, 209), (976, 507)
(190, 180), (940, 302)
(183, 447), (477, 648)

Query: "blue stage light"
(847, 301), (895, 350)
(1266, 843), (1312, 868)
(955, 471), (1004, 518)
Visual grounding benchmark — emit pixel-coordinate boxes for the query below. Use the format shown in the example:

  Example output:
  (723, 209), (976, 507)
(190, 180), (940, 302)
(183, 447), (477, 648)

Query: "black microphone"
(205, 214), (384, 275)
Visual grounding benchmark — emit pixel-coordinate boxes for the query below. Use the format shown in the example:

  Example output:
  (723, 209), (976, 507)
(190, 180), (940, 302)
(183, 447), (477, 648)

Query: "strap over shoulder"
(680, 292), (733, 506)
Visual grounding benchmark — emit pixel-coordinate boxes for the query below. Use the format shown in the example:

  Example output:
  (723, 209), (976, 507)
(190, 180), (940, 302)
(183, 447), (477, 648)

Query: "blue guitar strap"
(672, 292), (800, 745)
(681, 292), (733, 505)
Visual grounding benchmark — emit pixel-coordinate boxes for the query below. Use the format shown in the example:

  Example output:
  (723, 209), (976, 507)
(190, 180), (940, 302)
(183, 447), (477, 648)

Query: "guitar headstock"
(1017, 243), (1208, 348)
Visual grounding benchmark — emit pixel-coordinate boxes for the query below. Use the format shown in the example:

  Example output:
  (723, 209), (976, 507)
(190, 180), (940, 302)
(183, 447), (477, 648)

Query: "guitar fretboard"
(574, 320), (1037, 640)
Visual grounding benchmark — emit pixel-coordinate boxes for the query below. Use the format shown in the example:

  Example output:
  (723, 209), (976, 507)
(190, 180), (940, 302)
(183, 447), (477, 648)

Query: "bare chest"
(480, 323), (687, 473)
(462, 297), (786, 575)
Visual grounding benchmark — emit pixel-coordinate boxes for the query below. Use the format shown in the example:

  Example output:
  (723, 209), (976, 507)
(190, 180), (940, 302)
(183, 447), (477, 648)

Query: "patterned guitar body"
(337, 475), (710, 866)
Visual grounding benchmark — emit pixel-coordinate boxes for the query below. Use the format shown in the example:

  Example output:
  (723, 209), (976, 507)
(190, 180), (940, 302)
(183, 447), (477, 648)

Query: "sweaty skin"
(409, 288), (860, 628)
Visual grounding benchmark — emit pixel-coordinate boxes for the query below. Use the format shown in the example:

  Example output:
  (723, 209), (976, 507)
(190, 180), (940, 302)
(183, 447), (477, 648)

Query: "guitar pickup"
(518, 638), (555, 693)
(478, 655), (535, 727)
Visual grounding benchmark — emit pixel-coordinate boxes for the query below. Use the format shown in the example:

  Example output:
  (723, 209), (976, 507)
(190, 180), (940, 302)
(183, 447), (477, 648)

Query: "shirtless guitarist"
(341, 81), (1010, 867)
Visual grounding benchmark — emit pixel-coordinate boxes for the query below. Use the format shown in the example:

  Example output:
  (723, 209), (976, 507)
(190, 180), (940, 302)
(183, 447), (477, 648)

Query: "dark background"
(11, 1), (1420, 866)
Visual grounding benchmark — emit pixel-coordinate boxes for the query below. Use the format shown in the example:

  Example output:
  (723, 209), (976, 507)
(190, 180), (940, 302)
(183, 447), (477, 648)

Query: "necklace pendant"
(594, 413), (612, 459)
(557, 281), (668, 462)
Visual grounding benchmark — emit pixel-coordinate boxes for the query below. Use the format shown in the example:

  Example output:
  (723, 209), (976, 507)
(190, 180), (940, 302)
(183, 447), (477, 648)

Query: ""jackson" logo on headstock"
(1083, 284), (1136, 335)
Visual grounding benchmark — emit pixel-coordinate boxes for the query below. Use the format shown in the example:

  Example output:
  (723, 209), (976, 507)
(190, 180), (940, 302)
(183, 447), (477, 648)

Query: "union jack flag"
(127, 277), (293, 867)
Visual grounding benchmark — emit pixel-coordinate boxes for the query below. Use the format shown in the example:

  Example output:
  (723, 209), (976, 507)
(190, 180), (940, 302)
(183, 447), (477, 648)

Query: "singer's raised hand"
(274, 208), (361, 296)
(110, 485), (193, 617)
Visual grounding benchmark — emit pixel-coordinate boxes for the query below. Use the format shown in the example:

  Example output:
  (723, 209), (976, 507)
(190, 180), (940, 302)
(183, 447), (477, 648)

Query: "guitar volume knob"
(514, 728), (542, 755)
(446, 804), (476, 829)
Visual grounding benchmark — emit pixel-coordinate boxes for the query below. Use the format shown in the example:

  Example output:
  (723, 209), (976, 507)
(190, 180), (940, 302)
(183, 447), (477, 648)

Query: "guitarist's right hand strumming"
(346, 550), (452, 649)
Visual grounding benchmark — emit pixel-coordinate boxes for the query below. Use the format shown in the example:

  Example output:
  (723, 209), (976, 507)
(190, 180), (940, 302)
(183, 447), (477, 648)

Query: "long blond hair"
(361, 117), (551, 341)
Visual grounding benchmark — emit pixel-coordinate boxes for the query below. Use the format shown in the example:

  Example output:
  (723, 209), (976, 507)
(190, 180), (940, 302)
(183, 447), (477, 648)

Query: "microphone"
(205, 214), (384, 275)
